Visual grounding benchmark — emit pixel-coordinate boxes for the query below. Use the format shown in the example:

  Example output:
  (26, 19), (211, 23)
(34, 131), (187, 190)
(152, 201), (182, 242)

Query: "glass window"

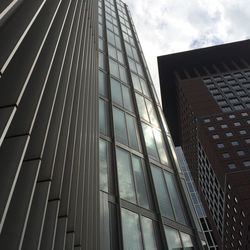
(151, 166), (174, 219)
(99, 99), (109, 135)
(237, 150), (245, 156)
(99, 52), (105, 69)
(109, 59), (119, 78)
(136, 94), (149, 121)
(132, 73), (142, 92)
(132, 156), (149, 209)
(141, 217), (157, 250)
(99, 139), (109, 192)
(121, 209), (143, 250)
(180, 232), (194, 249)
(145, 99), (159, 127)
(113, 107), (128, 144)
(126, 115), (140, 151)
(116, 148), (136, 203)
(153, 129), (168, 165)
(111, 78), (123, 106)
(122, 85), (133, 112)
(99, 70), (107, 97)
(142, 123), (159, 160)
(164, 172), (187, 225)
(243, 161), (250, 167)
(217, 143), (224, 148)
(164, 226), (182, 250)
(231, 141), (239, 146)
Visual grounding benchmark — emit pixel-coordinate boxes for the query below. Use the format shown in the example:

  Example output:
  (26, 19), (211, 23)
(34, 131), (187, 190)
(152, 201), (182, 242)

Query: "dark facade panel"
(0, 0), (99, 249)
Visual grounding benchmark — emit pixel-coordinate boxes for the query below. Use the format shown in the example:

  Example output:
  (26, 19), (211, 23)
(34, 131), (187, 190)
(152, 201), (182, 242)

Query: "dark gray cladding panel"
(0, 0), (99, 248)
(0, 135), (30, 233)
(0, 160), (41, 249)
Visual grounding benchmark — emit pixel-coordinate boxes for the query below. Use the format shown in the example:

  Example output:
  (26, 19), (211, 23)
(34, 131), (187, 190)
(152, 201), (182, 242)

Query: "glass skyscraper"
(98, 0), (205, 249)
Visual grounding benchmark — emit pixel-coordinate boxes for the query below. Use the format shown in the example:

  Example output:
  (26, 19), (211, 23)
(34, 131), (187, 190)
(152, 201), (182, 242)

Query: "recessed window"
(221, 124), (228, 129)
(229, 114), (236, 119)
(231, 141), (239, 146)
(208, 126), (215, 131)
(204, 118), (211, 123)
(212, 134), (220, 139)
(222, 106), (232, 112)
(234, 122), (241, 126)
(234, 104), (244, 110)
(228, 163), (236, 169)
(243, 161), (250, 167)
(223, 153), (230, 159)
(226, 132), (233, 137)
(241, 112), (248, 117)
(245, 138), (250, 144)
(237, 150), (245, 156)
(239, 130), (247, 135)
(217, 143), (225, 149)
(247, 120), (250, 124)
(216, 117), (223, 121)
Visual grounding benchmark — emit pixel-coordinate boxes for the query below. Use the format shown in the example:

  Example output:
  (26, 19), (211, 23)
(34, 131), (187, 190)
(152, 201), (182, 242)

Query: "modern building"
(158, 40), (250, 249)
(176, 146), (218, 249)
(0, 0), (205, 249)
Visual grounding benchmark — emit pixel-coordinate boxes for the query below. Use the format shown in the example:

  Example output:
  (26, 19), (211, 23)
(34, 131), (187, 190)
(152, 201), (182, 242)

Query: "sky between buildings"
(124, 0), (250, 102)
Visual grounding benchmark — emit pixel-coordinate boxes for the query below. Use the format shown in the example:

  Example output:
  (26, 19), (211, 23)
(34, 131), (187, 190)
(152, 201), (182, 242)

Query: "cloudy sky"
(123, 0), (250, 100)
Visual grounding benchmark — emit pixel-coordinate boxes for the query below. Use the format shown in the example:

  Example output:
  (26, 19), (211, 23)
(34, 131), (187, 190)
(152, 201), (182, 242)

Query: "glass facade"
(98, 0), (204, 249)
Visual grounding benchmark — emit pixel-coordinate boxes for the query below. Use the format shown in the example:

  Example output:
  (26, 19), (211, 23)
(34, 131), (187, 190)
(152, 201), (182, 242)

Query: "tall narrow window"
(164, 172), (187, 225)
(151, 165), (174, 220)
(116, 148), (136, 203)
(141, 217), (158, 250)
(99, 99), (109, 135)
(164, 226), (182, 250)
(132, 156), (149, 209)
(113, 107), (128, 145)
(99, 139), (109, 192)
(180, 232), (194, 249)
(121, 209), (143, 250)
(142, 123), (159, 160)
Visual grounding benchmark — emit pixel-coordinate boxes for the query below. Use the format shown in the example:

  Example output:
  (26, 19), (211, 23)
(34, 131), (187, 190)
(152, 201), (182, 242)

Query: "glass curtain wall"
(98, 0), (204, 249)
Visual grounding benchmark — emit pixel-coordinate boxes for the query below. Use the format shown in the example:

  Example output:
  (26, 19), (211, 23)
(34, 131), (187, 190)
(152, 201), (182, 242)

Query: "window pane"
(141, 217), (157, 250)
(109, 59), (119, 78)
(122, 85), (133, 112)
(140, 78), (150, 97)
(132, 156), (149, 209)
(153, 129), (168, 164)
(99, 139), (108, 192)
(164, 172), (187, 225)
(142, 123), (159, 160)
(99, 71), (107, 97)
(119, 65), (127, 83)
(116, 148), (136, 203)
(108, 44), (116, 58)
(111, 78), (123, 106)
(99, 99), (109, 135)
(145, 99), (159, 127)
(132, 74), (142, 92)
(180, 232), (194, 249)
(113, 108), (128, 145)
(136, 94), (149, 121)
(164, 226), (182, 250)
(151, 166), (174, 219)
(107, 30), (115, 45)
(121, 209), (143, 250)
(126, 114), (140, 151)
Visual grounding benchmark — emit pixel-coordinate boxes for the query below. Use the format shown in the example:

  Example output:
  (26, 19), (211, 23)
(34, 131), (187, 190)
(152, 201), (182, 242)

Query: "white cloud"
(123, 0), (250, 101)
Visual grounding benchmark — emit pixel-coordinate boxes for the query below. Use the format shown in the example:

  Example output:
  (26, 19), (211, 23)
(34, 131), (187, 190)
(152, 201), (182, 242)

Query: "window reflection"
(116, 148), (136, 203)
(164, 226), (182, 250)
(121, 209), (143, 250)
(99, 99), (109, 135)
(151, 165), (174, 220)
(141, 217), (157, 250)
(99, 139), (108, 192)
(180, 232), (194, 250)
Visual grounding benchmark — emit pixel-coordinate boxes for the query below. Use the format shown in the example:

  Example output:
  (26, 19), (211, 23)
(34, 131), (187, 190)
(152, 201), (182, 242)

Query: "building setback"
(0, 0), (205, 249)
(158, 40), (250, 250)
